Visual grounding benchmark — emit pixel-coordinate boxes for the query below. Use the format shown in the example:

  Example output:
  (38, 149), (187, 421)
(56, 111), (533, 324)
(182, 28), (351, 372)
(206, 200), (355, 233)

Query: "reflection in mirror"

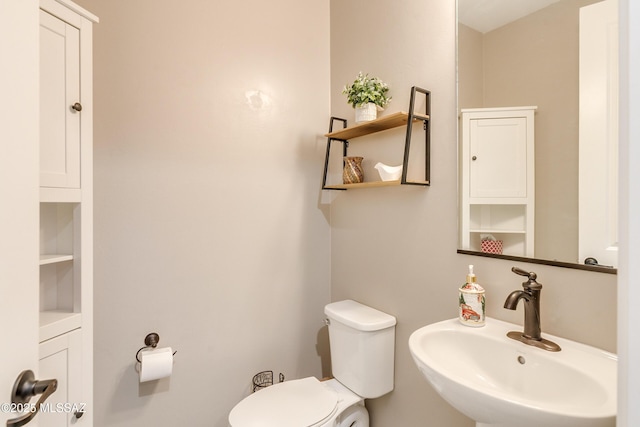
(457, 0), (618, 271)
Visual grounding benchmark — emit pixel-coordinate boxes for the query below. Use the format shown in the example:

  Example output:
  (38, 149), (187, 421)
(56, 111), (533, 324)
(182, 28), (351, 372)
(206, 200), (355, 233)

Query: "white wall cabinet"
(460, 107), (536, 257)
(39, 1), (97, 425)
(40, 8), (80, 189)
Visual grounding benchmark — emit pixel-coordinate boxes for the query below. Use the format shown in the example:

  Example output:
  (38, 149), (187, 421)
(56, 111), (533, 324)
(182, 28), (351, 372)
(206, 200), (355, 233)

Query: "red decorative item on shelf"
(481, 240), (503, 254)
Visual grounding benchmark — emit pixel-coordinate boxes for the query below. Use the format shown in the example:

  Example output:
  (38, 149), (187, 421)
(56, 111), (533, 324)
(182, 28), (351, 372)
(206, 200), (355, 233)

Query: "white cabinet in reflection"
(460, 107), (536, 257)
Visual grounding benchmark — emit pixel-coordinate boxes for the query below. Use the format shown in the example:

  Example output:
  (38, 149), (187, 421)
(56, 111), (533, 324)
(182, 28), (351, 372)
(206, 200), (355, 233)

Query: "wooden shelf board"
(40, 310), (82, 342)
(40, 254), (74, 265)
(325, 111), (429, 140)
(325, 180), (401, 190)
(324, 179), (429, 190)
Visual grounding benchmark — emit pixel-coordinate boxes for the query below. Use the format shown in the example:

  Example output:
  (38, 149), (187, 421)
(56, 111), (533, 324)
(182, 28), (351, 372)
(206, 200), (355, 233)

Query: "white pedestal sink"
(409, 317), (616, 427)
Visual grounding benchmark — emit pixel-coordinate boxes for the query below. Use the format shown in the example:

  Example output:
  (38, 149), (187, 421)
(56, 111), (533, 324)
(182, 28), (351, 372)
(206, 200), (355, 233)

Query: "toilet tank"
(324, 300), (396, 399)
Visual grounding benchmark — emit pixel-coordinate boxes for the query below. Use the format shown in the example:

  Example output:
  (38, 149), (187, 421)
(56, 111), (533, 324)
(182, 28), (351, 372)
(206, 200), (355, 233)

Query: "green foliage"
(342, 72), (391, 108)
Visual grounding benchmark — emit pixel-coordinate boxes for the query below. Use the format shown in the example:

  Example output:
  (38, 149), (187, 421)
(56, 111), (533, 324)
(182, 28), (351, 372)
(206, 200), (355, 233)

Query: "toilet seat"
(228, 377), (339, 427)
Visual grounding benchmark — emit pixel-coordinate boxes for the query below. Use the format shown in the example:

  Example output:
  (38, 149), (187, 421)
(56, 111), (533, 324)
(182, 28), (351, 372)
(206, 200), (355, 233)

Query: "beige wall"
(457, 23), (483, 110)
(329, 1), (471, 425)
(331, 1), (616, 426)
(73, 1), (331, 426)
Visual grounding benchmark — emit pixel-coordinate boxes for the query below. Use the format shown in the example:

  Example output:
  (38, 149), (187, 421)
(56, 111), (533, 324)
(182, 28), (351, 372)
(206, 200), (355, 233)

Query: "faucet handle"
(511, 267), (542, 290)
(512, 266), (535, 278)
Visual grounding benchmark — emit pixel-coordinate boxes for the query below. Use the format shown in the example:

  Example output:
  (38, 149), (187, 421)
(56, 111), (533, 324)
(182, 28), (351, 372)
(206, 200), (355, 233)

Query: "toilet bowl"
(228, 377), (368, 427)
(228, 300), (396, 427)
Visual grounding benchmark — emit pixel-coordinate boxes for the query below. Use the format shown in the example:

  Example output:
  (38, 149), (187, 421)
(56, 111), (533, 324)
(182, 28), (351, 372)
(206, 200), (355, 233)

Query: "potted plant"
(342, 72), (391, 123)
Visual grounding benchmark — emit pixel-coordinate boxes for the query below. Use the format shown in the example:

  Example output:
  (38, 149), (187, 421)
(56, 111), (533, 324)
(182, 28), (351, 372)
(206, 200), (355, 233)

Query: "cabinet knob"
(71, 102), (83, 112)
(472, 155), (477, 161)
(74, 410), (85, 419)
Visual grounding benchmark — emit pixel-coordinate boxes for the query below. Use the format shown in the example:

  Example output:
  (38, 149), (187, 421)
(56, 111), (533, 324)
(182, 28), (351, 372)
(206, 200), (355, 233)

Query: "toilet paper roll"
(139, 347), (173, 382)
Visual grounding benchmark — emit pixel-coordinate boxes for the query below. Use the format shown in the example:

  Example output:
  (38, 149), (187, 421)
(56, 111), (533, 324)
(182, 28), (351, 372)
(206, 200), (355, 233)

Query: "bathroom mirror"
(457, 0), (618, 273)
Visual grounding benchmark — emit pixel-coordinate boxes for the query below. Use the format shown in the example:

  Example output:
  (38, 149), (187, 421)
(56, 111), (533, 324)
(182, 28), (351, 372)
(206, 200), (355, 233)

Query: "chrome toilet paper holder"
(135, 332), (177, 363)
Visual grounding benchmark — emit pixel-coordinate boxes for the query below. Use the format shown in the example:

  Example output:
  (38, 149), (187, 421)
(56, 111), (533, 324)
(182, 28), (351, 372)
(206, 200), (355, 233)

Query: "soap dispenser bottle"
(459, 265), (486, 327)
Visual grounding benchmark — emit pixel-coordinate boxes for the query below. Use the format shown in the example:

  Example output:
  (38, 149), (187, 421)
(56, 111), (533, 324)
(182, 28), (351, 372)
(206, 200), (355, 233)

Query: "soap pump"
(459, 265), (486, 327)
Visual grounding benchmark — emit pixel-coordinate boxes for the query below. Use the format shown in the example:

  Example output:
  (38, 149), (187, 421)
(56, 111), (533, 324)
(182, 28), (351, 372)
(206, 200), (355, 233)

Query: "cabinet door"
(39, 330), (83, 427)
(469, 117), (527, 198)
(40, 10), (81, 189)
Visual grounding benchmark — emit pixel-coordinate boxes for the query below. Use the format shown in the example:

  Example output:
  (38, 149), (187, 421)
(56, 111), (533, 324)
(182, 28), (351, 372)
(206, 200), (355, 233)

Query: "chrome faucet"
(503, 267), (561, 352)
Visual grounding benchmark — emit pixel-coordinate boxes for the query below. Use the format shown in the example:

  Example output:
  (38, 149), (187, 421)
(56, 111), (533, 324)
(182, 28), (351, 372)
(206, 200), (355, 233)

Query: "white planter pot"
(355, 102), (377, 123)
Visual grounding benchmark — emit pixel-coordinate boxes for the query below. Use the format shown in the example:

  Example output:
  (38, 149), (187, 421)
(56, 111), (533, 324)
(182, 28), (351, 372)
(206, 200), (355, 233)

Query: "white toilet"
(228, 299), (397, 427)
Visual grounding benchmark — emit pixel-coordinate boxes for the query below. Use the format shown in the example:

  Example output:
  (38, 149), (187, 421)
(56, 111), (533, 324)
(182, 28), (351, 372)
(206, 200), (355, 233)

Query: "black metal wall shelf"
(321, 86), (431, 190)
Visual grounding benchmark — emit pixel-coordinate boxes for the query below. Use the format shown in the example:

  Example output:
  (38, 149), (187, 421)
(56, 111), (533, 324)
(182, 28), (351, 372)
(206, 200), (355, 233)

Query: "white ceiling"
(458, 0), (563, 33)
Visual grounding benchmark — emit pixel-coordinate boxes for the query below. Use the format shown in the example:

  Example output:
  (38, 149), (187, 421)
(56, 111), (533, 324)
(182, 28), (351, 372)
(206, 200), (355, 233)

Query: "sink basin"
(409, 317), (617, 427)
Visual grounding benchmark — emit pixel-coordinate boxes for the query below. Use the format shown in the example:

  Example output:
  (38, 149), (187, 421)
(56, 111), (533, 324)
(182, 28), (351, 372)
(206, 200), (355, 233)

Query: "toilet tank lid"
(325, 300), (396, 331)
